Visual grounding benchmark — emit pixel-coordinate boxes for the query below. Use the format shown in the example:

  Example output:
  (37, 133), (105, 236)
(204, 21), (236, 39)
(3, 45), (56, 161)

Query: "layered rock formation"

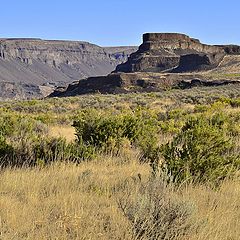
(172, 53), (224, 72)
(115, 33), (240, 73)
(2, 33), (240, 99)
(0, 38), (137, 99)
(50, 33), (240, 98)
(49, 72), (179, 97)
(49, 70), (240, 98)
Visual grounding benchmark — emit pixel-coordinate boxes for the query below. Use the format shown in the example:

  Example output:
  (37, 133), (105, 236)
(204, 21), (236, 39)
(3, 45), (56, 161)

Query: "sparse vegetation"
(0, 86), (240, 239)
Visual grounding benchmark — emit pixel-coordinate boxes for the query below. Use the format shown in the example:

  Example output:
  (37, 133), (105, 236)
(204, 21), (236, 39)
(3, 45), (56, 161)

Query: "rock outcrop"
(49, 71), (240, 98)
(2, 33), (240, 99)
(50, 33), (240, 98)
(115, 33), (240, 73)
(0, 82), (53, 100)
(178, 79), (240, 89)
(0, 38), (137, 99)
(172, 53), (225, 72)
(49, 72), (177, 97)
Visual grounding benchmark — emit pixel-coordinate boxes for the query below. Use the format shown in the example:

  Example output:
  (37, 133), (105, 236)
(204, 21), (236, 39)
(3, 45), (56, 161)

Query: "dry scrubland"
(1, 158), (240, 239)
(1, 85), (240, 239)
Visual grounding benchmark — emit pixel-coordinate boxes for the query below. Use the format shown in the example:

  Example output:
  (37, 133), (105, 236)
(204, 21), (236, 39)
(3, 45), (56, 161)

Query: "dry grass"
(0, 156), (149, 239)
(183, 179), (240, 240)
(1, 80), (240, 239)
(0, 155), (239, 240)
(49, 125), (76, 142)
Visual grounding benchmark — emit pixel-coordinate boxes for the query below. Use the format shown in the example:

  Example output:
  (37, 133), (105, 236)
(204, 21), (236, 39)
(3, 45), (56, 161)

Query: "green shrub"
(218, 97), (240, 108)
(0, 136), (96, 168)
(34, 138), (95, 165)
(0, 115), (16, 137)
(159, 119), (184, 134)
(0, 135), (13, 161)
(230, 98), (240, 108)
(0, 116), (15, 164)
(73, 109), (160, 159)
(0, 111), (97, 167)
(160, 115), (240, 184)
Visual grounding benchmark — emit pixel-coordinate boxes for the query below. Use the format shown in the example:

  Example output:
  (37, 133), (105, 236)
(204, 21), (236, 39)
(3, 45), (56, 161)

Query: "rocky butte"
(50, 33), (240, 97)
(115, 33), (240, 72)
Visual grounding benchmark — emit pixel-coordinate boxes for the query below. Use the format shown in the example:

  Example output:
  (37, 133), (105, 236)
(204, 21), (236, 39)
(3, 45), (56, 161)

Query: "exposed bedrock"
(0, 38), (137, 84)
(172, 53), (225, 72)
(115, 33), (240, 73)
(0, 38), (137, 99)
(179, 79), (240, 89)
(49, 33), (240, 98)
(49, 71), (240, 98)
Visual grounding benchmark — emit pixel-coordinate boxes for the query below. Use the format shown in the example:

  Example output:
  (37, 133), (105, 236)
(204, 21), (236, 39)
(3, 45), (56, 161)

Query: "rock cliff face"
(2, 33), (240, 99)
(49, 70), (240, 98)
(115, 33), (239, 73)
(50, 33), (240, 98)
(172, 53), (224, 72)
(49, 72), (179, 97)
(0, 38), (137, 99)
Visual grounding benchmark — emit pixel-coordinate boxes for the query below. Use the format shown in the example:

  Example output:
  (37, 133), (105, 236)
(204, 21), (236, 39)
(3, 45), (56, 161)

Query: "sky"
(1, 0), (240, 46)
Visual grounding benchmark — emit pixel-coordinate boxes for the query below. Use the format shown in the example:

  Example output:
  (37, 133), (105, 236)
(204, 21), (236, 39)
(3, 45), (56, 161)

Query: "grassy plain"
(0, 85), (240, 239)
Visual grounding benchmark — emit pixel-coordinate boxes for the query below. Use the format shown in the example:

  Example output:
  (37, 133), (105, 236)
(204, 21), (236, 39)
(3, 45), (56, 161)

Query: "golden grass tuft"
(0, 156), (149, 239)
(49, 125), (76, 142)
(0, 155), (239, 239)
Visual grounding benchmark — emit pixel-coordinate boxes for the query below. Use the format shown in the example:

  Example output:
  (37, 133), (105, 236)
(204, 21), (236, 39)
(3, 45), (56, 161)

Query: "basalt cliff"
(0, 38), (137, 99)
(115, 33), (240, 73)
(50, 33), (240, 97)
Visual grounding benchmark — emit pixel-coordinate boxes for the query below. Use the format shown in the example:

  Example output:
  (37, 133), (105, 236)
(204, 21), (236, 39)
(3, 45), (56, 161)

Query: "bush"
(0, 135), (13, 161)
(118, 178), (195, 239)
(0, 116), (15, 165)
(0, 136), (96, 168)
(230, 98), (240, 108)
(160, 115), (240, 184)
(73, 109), (160, 159)
(0, 112), (97, 167)
(33, 138), (95, 165)
(218, 97), (240, 108)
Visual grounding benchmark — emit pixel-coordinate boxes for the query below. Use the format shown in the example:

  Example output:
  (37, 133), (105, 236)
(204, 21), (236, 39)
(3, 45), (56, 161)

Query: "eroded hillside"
(0, 38), (137, 99)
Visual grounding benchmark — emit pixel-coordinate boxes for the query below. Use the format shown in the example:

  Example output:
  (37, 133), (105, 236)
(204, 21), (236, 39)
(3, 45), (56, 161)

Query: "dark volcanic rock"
(49, 73), (136, 97)
(172, 53), (225, 72)
(217, 45), (240, 55)
(179, 79), (240, 89)
(48, 33), (240, 98)
(49, 71), (240, 98)
(115, 33), (240, 74)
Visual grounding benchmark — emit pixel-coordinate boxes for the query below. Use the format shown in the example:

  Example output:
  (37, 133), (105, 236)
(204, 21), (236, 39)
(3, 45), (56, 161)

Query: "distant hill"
(0, 38), (137, 99)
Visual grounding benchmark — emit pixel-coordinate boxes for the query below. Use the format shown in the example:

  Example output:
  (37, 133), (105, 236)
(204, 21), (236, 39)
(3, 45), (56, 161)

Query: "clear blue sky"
(1, 0), (240, 46)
